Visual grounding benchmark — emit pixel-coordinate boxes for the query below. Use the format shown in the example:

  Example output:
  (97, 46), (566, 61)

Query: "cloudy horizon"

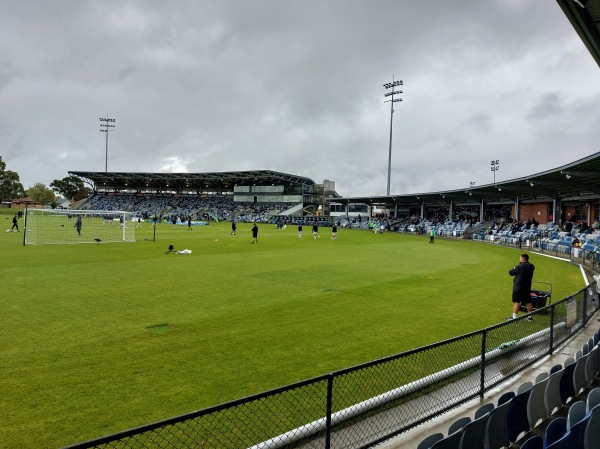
(2, 1), (600, 198)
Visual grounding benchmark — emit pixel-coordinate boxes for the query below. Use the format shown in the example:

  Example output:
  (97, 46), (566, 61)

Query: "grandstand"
(69, 170), (340, 223)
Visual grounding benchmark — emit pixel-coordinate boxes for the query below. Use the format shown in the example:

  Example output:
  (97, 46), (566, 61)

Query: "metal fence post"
(583, 287), (589, 328)
(325, 374), (333, 449)
(480, 329), (487, 398)
(549, 304), (555, 356)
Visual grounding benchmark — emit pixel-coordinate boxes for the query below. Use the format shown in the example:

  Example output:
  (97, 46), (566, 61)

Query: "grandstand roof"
(333, 151), (600, 207)
(69, 170), (317, 192)
(557, 0), (600, 69)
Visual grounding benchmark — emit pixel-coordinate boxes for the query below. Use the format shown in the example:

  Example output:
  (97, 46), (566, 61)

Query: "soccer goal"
(24, 209), (135, 245)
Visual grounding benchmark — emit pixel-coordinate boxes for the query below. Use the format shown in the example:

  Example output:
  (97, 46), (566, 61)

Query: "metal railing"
(63, 283), (600, 449)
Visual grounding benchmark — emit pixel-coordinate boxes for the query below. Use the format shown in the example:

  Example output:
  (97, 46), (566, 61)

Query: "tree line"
(0, 156), (92, 207)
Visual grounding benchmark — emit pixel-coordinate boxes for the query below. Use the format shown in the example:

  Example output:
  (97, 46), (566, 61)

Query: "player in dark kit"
(251, 223), (258, 244)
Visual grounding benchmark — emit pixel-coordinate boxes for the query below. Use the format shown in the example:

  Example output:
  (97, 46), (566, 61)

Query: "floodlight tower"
(383, 77), (403, 196)
(99, 115), (116, 172)
(491, 159), (500, 184)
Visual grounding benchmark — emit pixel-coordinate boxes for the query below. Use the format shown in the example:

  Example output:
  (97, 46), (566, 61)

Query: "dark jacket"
(509, 262), (535, 292)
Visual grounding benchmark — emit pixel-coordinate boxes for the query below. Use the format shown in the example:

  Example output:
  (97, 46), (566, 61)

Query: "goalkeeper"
(74, 216), (82, 237)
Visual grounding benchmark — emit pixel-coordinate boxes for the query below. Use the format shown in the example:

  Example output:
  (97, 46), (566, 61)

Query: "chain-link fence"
(63, 284), (600, 449)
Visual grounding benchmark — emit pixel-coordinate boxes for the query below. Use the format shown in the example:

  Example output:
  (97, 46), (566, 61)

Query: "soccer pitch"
(0, 214), (585, 448)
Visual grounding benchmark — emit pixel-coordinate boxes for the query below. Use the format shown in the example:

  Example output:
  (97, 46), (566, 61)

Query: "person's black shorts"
(512, 290), (531, 304)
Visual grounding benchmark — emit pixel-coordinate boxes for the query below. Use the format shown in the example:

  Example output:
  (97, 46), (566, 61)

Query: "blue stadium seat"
(417, 432), (444, 449)
(430, 429), (462, 449)
(484, 396), (512, 449)
(565, 410), (591, 449)
(497, 391), (515, 406)
(589, 345), (600, 381)
(546, 429), (570, 449)
(507, 382), (533, 442)
(458, 413), (488, 449)
(559, 359), (576, 405)
(583, 405), (600, 449)
(520, 435), (543, 449)
(447, 416), (471, 436)
(544, 417), (567, 448)
(474, 403), (494, 420)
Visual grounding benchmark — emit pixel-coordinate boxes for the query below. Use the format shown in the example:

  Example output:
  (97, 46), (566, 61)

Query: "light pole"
(490, 160), (500, 184)
(383, 77), (403, 196)
(99, 115), (116, 172)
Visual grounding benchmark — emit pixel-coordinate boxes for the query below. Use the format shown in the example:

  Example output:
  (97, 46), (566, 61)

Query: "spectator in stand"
(572, 236), (582, 248)
(565, 220), (573, 235)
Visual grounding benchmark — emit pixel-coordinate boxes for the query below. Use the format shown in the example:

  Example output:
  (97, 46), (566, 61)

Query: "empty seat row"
(417, 327), (600, 448)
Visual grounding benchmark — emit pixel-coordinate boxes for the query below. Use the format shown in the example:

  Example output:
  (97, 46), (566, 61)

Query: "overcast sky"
(1, 0), (599, 198)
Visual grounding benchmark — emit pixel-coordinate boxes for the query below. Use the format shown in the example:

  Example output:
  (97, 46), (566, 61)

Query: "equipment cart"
(521, 281), (552, 312)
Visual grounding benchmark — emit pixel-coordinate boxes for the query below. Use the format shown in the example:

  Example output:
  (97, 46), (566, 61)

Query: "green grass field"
(0, 209), (585, 448)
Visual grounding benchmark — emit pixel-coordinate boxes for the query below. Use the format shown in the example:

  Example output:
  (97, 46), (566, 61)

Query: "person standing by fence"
(509, 253), (535, 320)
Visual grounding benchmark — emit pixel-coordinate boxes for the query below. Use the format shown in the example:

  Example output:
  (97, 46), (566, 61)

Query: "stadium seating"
(587, 387), (600, 413)
(497, 391), (515, 406)
(520, 435), (543, 449)
(565, 409), (591, 449)
(528, 374), (550, 428)
(584, 406), (600, 449)
(483, 396), (512, 449)
(544, 416), (567, 448)
(545, 369), (564, 416)
(567, 400), (587, 430)
(417, 432), (444, 449)
(573, 353), (591, 396)
(507, 382), (533, 442)
(458, 413), (489, 449)
(447, 416), (471, 436)
(430, 430), (462, 449)
(558, 358), (576, 405)
(474, 403), (494, 420)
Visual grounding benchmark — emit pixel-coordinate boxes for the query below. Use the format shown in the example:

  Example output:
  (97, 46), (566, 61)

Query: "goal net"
(24, 209), (135, 245)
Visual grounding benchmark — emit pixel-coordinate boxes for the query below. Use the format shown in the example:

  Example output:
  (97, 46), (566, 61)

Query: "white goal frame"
(23, 209), (136, 245)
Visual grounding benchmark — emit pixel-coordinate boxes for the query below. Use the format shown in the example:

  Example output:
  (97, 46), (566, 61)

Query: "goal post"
(23, 209), (136, 245)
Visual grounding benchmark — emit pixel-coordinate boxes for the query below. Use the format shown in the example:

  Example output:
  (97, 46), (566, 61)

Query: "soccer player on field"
(74, 216), (82, 237)
(312, 221), (318, 240)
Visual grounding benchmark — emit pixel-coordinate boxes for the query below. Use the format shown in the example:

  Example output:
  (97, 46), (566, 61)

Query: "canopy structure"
(69, 170), (317, 194)
(332, 152), (600, 209)
(557, 0), (600, 69)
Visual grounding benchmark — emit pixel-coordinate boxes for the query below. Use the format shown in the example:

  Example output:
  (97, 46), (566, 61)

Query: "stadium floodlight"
(383, 77), (403, 196)
(490, 159), (500, 184)
(99, 115), (116, 172)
